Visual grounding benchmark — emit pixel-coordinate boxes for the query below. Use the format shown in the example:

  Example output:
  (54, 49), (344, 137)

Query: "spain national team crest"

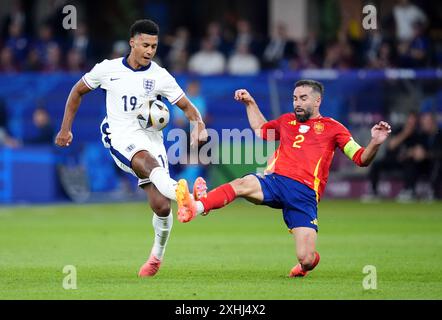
(143, 79), (155, 94)
(314, 122), (325, 134)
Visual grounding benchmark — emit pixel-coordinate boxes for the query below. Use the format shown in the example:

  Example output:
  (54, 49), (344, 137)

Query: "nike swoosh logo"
(110, 78), (120, 81)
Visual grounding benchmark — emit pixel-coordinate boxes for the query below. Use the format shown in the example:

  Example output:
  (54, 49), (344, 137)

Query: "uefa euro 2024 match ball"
(137, 99), (170, 131)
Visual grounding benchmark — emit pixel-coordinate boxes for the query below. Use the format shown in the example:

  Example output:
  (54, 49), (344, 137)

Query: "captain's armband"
(343, 138), (362, 160)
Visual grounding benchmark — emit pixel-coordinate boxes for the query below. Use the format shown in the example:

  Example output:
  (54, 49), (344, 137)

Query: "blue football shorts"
(250, 173), (319, 232)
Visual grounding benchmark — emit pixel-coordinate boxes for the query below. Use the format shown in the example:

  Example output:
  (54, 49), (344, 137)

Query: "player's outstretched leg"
(176, 178), (237, 222)
(176, 175), (263, 223)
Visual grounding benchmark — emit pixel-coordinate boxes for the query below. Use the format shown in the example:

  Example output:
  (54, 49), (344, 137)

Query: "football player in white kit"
(55, 20), (208, 277)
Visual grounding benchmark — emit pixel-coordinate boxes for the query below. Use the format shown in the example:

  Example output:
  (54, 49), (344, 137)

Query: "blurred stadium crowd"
(0, 0), (441, 74)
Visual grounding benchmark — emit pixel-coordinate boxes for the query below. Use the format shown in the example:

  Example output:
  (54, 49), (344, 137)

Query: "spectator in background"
(1, 0), (29, 39)
(436, 42), (442, 68)
(69, 23), (90, 60)
(23, 47), (43, 71)
(322, 42), (341, 69)
(304, 31), (322, 59)
(188, 38), (225, 75)
(227, 43), (260, 75)
(167, 48), (188, 74)
(367, 41), (395, 69)
(42, 0), (71, 40)
(43, 43), (63, 72)
(323, 32), (355, 70)
(5, 21), (29, 62)
(23, 107), (54, 145)
(428, 124), (442, 200)
(398, 112), (442, 201)
(420, 112), (442, 200)
(206, 22), (222, 49)
(364, 30), (384, 66)
(32, 24), (57, 66)
(109, 40), (129, 59)
(393, 0), (427, 43)
(364, 112), (419, 200)
(397, 22), (430, 68)
(66, 48), (85, 73)
(233, 19), (260, 55)
(0, 47), (19, 72)
(333, 30), (356, 69)
(363, 13), (397, 69)
(262, 23), (295, 69)
(0, 97), (20, 148)
(206, 21), (231, 55)
(165, 26), (190, 72)
(289, 39), (319, 70)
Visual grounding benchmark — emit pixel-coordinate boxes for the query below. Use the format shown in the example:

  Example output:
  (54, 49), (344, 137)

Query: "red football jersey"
(260, 113), (365, 201)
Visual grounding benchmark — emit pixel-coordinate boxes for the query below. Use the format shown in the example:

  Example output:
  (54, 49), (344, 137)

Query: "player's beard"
(296, 107), (313, 122)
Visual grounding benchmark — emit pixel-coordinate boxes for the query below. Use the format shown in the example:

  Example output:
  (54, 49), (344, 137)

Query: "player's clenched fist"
(55, 130), (73, 147)
(234, 89), (255, 105)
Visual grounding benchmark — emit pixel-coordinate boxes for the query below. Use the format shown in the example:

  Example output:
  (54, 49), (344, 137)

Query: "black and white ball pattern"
(137, 99), (170, 131)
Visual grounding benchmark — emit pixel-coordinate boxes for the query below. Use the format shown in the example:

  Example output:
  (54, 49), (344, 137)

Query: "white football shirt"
(82, 56), (184, 133)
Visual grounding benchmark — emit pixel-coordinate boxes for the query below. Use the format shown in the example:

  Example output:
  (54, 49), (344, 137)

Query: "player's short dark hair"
(295, 79), (324, 97)
(130, 19), (159, 37)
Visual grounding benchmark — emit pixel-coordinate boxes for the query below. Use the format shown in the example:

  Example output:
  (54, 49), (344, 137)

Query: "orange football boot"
(175, 179), (197, 223)
(193, 177), (207, 200)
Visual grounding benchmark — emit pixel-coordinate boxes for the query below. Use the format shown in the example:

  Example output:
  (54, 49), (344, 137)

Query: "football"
(137, 99), (170, 131)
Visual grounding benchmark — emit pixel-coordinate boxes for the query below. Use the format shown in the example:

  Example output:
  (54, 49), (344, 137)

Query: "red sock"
(199, 183), (237, 213)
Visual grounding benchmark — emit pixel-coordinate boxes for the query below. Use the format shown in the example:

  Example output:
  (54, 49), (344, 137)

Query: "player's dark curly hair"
(295, 80), (324, 97)
(130, 19), (159, 37)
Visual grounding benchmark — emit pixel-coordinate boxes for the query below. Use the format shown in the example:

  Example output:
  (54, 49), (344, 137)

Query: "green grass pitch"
(0, 199), (441, 300)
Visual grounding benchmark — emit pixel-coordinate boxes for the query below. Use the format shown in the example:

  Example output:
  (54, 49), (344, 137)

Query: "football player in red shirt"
(176, 79), (391, 277)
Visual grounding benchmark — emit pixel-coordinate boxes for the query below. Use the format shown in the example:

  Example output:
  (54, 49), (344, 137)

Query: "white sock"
(151, 211), (173, 260)
(149, 167), (177, 201)
(196, 201), (205, 215)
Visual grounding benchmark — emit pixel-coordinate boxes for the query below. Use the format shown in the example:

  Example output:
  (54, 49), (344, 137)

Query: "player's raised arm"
(360, 121), (392, 165)
(338, 120), (391, 167)
(234, 89), (267, 135)
(55, 79), (92, 147)
(175, 95), (208, 147)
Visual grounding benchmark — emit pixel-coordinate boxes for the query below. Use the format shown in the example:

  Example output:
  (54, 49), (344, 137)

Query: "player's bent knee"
(230, 178), (248, 196)
(149, 199), (171, 216)
(131, 152), (160, 179)
(230, 175), (257, 197)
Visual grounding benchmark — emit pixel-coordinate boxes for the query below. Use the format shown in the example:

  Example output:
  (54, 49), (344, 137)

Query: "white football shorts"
(100, 118), (169, 187)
